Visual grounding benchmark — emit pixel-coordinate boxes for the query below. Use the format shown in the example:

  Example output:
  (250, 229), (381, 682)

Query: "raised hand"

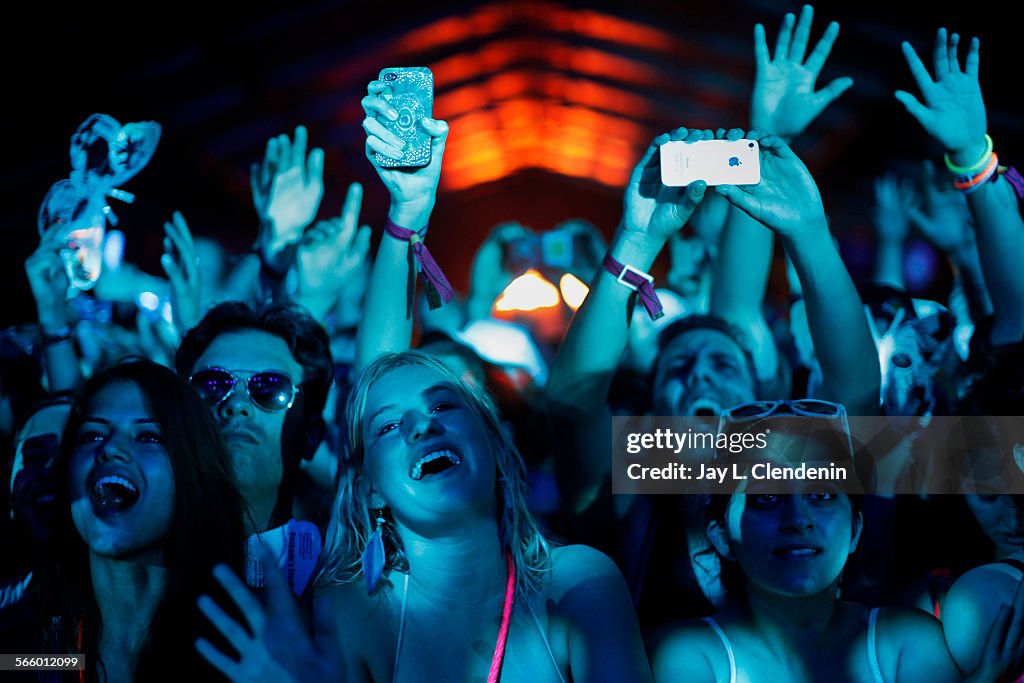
(251, 125), (326, 254)
(872, 173), (914, 245)
(135, 303), (178, 368)
(361, 80), (448, 227)
(895, 28), (986, 159)
(621, 130), (707, 248)
(555, 218), (607, 278)
(196, 546), (335, 683)
(906, 159), (974, 256)
(25, 226), (71, 330)
(296, 182), (372, 311)
(467, 221), (535, 319)
(714, 133), (826, 240)
(160, 211), (201, 334)
(751, 5), (853, 141)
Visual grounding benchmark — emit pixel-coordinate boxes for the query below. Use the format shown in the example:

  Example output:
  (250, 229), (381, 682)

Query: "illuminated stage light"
(494, 269), (560, 311)
(559, 272), (589, 310)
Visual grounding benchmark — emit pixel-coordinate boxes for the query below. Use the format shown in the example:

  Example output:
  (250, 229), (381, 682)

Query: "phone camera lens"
(383, 73), (397, 81)
(748, 142), (755, 148)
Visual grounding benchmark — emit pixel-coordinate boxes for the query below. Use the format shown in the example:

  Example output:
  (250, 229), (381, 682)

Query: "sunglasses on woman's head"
(722, 399), (847, 421)
(188, 367), (299, 413)
(718, 399), (854, 461)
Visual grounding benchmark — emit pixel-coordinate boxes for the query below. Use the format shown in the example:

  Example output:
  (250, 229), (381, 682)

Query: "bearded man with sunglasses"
(175, 301), (333, 594)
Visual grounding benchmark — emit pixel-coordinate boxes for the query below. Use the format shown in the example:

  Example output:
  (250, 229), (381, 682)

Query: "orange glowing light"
(384, 2), (685, 191)
(487, 72), (531, 99)
(559, 273), (589, 310)
(494, 269), (561, 312)
(399, 6), (508, 53)
(398, 2), (680, 63)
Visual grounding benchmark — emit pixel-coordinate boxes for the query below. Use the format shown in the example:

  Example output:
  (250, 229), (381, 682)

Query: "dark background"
(3, 0), (1020, 328)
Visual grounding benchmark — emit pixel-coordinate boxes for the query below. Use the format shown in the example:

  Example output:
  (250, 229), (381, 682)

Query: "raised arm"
(906, 160), (993, 326)
(160, 211), (202, 335)
(293, 182), (372, 322)
(466, 222), (535, 321)
(353, 80), (449, 372)
(871, 173), (913, 290)
(713, 5), (853, 386)
(895, 29), (1024, 344)
(708, 129), (778, 384)
(716, 134), (880, 414)
(546, 130), (705, 511)
(25, 228), (81, 393)
(251, 125), (325, 277)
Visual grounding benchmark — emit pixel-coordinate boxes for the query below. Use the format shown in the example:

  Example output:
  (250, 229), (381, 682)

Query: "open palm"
(895, 29), (986, 155)
(751, 6), (853, 140)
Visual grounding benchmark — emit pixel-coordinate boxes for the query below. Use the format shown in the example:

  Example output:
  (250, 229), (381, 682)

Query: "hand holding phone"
(660, 139), (761, 187)
(374, 67), (434, 169)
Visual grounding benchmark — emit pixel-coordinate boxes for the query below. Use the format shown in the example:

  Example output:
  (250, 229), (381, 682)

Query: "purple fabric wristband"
(384, 217), (454, 309)
(1004, 166), (1024, 200)
(602, 253), (664, 321)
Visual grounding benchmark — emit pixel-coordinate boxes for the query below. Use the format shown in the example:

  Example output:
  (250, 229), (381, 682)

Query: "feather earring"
(362, 510), (386, 594)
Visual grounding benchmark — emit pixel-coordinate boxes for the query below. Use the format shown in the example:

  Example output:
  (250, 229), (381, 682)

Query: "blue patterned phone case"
(375, 67), (433, 168)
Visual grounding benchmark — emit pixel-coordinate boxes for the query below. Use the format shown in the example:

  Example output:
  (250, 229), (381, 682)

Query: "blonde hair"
(316, 351), (551, 597)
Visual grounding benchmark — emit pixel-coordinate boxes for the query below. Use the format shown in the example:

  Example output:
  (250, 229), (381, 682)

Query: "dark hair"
(652, 314), (760, 395)
(4, 395), (74, 497)
(176, 300), (333, 422)
(2, 395), (74, 560)
(0, 334), (46, 436)
(704, 488), (864, 598)
(175, 301), (333, 522)
(705, 415), (862, 597)
(40, 360), (246, 681)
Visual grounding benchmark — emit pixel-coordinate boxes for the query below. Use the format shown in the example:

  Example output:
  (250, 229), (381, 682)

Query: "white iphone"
(660, 139), (761, 187)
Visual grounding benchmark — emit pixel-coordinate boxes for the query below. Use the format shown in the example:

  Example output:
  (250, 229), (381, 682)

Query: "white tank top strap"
(702, 616), (737, 683)
(392, 572), (410, 683)
(867, 606), (885, 683)
(524, 598), (568, 683)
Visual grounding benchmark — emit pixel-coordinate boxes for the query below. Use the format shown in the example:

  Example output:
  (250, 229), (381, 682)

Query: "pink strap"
(603, 253), (664, 320)
(487, 553), (516, 683)
(385, 217), (454, 309)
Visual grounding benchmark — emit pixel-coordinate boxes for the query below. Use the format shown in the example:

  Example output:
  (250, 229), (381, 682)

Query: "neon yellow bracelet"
(944, 134), (993, 175)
